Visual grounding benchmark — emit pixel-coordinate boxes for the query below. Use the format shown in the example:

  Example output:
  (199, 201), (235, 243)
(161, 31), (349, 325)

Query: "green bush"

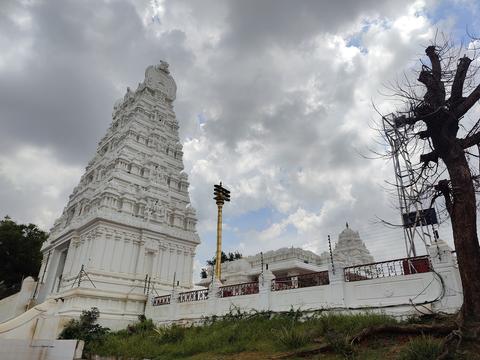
(399, 335), (443, 360)
(58, 307), (109, 355)
(127, 315), (155, 334)
(155, 323), (187, 344)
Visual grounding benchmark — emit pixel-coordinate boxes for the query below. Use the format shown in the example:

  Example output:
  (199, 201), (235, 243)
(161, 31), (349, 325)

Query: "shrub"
(126, 315), (155, 334)
(154, 324), (186, 344)
(399, 336), (443, 360)
(324, 331), (355, 359)
(58, 307), (109, 355)
(276, 322), (311, 349)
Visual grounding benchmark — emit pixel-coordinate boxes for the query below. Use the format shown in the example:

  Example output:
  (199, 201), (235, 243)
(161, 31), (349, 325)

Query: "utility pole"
(213, 182), (230, 281)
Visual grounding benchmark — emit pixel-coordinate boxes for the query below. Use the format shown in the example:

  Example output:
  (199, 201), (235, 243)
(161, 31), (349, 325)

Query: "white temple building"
(198, 223), (375, 287)
(0, 61), (464, 343)
(32, 61), (200, 324)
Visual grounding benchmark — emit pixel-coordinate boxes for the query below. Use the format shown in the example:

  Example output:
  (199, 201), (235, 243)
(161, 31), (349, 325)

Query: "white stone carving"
(333, 223), (374, 266)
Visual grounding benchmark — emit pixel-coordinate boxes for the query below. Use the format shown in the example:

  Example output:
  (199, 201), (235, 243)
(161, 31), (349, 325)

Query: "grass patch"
(398, 335), (443, 360)
(87, 310), (451, 359)
(276, 322), (312, 349)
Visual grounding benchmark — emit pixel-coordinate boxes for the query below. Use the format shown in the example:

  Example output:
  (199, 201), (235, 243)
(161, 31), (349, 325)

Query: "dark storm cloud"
(222, 0), (411, 52)
(0, 0), (194, 164)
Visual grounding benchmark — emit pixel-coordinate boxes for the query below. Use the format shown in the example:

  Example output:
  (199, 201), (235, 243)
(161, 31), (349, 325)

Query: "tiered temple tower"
(35, 61), (199, 324)
(333, 224), (374, 266)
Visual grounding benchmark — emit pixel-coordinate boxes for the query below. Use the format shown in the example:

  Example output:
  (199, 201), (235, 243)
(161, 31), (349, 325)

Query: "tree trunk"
(444, 148), (480, 323)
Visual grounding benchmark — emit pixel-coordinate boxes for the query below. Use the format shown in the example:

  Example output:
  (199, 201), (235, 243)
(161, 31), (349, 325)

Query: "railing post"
(206, 279), (222, 317)
(258, 269), (275, 311)
(209, 278), (223, 299)
(427, 239), (463, 313)
(169, 286), (178, 321)
(328, 263), (346, 308)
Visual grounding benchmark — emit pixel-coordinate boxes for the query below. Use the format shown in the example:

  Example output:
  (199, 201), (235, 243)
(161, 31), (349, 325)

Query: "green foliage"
(88, 310), (407, 359)
(206, 251), (242, 266)
(0, 216), (47, 298)
(324, 331), (356, 359)
(276, 323), (311, 349)
(154, 324), (187, 344)
(315, 312), (397, 337)
(58, 307), (109, 355)
(399, 335), (443, 360)
(126, 315), (155, 334)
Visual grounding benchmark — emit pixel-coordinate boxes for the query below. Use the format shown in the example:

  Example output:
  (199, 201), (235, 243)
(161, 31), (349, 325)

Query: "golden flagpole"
(215, 200), (224, 279)
(213, 182), (230, 281)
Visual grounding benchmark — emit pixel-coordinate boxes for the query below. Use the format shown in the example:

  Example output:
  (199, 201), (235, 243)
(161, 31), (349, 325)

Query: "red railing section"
(152, 294), (171, 306)
(344, 255), (431, 282)
(219, 281), (259, 298)
(178, 288), (209, 303)
(271, 270), (329, 291)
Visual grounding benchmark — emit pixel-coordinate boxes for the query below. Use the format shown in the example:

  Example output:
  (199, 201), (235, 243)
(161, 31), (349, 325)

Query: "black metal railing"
(219, 281), (259, 298)
(271, 270), (329, 291)
(344, 255), (431, 282)
(178, 288), (209, 303)
(152, 294), (171, 306)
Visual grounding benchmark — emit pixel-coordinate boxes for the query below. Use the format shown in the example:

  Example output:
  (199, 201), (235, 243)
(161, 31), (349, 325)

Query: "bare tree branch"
(454, 83), (480, 118)
(451, 56), (472, 103)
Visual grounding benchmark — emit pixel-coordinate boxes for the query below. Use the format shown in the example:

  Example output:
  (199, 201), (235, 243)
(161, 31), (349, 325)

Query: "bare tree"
(379, 37), (480, 351)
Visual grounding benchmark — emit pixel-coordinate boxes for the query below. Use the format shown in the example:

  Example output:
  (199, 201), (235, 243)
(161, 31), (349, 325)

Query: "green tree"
(0, 216), (47, 298)
(206, 251), (242, 266)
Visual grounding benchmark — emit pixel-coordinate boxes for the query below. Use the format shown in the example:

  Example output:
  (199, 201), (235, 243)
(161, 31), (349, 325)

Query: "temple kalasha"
(0, 62), (464, 342)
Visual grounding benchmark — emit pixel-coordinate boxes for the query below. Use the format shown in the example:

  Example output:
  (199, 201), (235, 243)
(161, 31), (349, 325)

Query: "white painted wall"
(0, 339), (83, 360)
(0, 293), (19, 323)
(146, 242), (463, 324)
(0, 277), (36, 324)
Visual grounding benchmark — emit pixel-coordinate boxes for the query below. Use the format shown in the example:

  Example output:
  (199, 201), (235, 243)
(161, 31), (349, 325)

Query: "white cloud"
(0, 146), (82, 229)
(0, 0), (472, 268)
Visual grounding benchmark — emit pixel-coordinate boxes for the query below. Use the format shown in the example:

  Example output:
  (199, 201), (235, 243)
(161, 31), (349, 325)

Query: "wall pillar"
(128, 239), (139, 274)
(135, 240), (146, 276)
(159, 245), (168, 283)
(206, 278), (223, 317)
(120, 238), (131, 273)
(62, 241), (75, 278)
(89, 229), (104, 270)
(111, 235), (122, 272)
(428, 240), (463, 313)
(327, 263), (346, 308)
(258, 269), (275, 311)
(151, 249), (160, 280)
(188, 252), (195, 287)
(101, 233), (114, 271)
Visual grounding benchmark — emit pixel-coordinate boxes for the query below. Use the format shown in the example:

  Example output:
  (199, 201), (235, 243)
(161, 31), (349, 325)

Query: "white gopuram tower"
(35, 61), (200, 325)
(333, 223), (374, 266)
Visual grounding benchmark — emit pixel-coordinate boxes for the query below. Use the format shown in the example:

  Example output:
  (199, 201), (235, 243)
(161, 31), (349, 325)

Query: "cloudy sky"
(1, 0), (479, 276)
